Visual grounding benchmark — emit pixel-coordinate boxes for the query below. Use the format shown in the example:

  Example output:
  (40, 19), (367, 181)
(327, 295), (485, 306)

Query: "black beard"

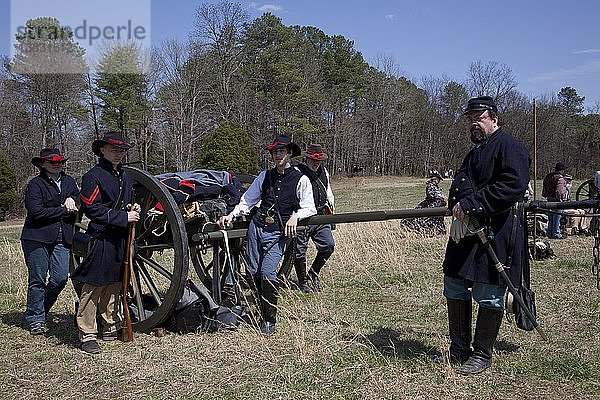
(470, 127), (487, 144)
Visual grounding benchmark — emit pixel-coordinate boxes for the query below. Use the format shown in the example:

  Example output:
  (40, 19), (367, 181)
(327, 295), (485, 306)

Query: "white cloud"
(256, 4), (282, 13)
(385, 14), (395, 20)
(526, 60), (600, 83)
(573, 49), (600, 55)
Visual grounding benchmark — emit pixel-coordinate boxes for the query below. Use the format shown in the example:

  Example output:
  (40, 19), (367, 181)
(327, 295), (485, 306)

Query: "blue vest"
(257, 166), (303, 232)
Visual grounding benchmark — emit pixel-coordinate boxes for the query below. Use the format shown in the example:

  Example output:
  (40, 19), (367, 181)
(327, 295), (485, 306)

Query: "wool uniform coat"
(21, 170), (79, 245)
(71, 157), (133, 286)
(443, 128), (531, 286)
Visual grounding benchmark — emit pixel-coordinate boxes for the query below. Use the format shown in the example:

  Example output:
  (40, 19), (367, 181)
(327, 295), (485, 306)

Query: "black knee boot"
(308, 252), (331, 292)
(259, 279), (279, 336)
(294, 257), (312, 293)
(447, 299), (472, 364)
(457, 306), (503, 375)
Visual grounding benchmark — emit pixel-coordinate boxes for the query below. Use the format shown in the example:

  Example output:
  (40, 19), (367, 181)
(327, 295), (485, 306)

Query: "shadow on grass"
(353, 327), (438, 359)
(0, 310), (80, 347)
(352, 327), (520, 361)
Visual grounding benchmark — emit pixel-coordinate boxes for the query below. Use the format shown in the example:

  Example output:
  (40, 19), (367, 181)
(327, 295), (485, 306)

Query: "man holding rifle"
(441, 96), (531, 374)
(72, 132), (140, 354)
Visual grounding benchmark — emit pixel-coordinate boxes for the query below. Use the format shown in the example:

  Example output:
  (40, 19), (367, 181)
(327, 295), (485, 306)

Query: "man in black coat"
(72, 132), (140, 354)
(441, 96), (531, 375)
(21, 149), (79, 335)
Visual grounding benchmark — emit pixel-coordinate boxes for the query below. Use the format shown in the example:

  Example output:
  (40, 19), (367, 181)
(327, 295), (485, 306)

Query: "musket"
(467, 217), (546, 340)
(121, 220), (135, 342)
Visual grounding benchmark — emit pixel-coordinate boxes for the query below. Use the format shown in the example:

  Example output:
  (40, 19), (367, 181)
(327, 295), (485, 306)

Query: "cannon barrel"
(191, 198), (600, 243)
(299, 207), (451, 225)
(192, 206), (451, 242)
(526, 199), (599, 211)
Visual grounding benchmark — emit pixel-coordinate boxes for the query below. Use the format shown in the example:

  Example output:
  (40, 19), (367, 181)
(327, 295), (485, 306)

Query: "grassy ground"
(1, 176), (600, 399)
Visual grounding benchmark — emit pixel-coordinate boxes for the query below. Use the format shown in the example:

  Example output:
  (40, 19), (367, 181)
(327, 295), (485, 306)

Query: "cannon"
(71, 166), (600, 333)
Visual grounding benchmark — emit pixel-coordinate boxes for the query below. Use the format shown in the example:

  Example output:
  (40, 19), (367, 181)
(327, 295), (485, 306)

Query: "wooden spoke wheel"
(70, 166), (189, 333)
(575, 178), (598, 201)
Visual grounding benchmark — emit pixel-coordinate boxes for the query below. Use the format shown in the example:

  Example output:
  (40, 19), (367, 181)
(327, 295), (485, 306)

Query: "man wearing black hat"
(218, 134), (316, 335)
(542, 162), (568, 238)
(71, 132), (140, 354)
(441, 96), (531, 374)
(293, 144), (336, 293)
(21, 149), (79, 335)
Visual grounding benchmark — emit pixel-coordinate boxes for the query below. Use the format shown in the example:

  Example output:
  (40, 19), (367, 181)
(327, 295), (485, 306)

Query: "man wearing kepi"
(72, 132), (140, 354)
(218, 134), (316, 335)
(442, 96), (530, 375)
(294, 144), (335, 293)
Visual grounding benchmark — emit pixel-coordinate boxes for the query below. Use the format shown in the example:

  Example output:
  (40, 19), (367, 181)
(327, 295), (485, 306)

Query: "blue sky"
(2, 0), (599, 110)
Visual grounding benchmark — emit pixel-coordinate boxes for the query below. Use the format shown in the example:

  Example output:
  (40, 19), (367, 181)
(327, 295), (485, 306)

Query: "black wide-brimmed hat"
(555, 162), (567, 171)
(462, 96), (498, 115)
(92, 132), (134, 157)
(302, 144), (328, 160)
(264, 134), (301, 158)
(31, 148), (68, 167)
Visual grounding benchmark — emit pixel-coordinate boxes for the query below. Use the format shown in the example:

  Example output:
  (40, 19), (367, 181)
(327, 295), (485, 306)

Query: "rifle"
(121, 220), (135, 342)
(469, 217), (546, 340)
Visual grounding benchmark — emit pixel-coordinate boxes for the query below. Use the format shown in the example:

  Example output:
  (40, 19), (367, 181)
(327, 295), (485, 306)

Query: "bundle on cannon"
(70, 166), (600, 336)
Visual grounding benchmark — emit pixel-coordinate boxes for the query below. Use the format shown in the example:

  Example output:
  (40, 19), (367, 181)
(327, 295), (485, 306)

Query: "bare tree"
(153, 40), (215, 171)
(193, 1), (248, 120)
(466, 60), (517, 108)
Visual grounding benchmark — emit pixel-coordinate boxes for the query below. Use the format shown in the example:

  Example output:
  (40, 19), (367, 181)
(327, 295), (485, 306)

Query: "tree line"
(1, 1), (599, 218)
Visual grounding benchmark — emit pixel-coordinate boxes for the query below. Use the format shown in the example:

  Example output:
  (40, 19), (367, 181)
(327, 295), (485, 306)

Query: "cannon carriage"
(71, 166), (275, 333)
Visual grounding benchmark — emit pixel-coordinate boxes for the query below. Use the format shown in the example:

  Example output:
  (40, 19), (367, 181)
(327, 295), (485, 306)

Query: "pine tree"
(0, 154), (17, 220)
(198, 121), (258, 174)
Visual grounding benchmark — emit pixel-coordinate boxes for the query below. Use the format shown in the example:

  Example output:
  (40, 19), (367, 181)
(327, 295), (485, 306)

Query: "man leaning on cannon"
(440, 96), (531, 375)
(218, 134), (316, 336)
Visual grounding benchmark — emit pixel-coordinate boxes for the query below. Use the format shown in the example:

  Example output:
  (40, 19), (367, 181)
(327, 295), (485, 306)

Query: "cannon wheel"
(124, 166), (189, 332)
(576, 178), (598, 201)
(70, 166), (189, 333)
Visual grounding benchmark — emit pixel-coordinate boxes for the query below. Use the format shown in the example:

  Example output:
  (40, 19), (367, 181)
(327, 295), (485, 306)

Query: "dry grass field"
(1, 176), (600, 399)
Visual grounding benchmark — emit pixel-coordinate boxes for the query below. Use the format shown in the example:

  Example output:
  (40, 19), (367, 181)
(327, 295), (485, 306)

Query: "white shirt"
(229, 167), (317, 220)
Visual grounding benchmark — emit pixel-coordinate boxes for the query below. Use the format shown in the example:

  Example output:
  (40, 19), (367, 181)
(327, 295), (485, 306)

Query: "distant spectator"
(542, 162), (567, 238)
(402, 171), (447, 236)
(562, 174), (590, 235)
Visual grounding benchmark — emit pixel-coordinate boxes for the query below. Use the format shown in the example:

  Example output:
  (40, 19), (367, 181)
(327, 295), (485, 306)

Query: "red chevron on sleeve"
(80, 185), (100, 205)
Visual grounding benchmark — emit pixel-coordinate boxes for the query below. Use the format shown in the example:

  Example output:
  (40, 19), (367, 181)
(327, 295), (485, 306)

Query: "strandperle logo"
(9, 0), (151, 73)
(15, 19), (147, 47)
